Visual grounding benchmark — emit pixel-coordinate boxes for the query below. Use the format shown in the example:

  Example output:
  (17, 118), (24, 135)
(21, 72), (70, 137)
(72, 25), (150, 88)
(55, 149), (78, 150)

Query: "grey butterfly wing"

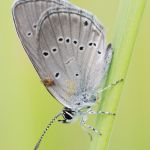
(36, 7), (112, 108)
(12, 0), (74, 77)
(71, 10), (112, 92)
(85, 43), (112, 92)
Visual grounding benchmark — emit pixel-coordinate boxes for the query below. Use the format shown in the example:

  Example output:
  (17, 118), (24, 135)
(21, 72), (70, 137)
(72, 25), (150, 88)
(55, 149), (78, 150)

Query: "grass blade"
(90, 0), (147, 150)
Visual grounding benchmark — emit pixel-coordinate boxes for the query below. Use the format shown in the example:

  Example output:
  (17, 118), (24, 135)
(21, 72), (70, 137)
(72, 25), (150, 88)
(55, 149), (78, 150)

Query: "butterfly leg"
(99, 78), (124, 94)
(80, 116), (102, 136)
(88, 110), (116, 116)
(93, 79), (124, 116)
(58, 119), (70, 124)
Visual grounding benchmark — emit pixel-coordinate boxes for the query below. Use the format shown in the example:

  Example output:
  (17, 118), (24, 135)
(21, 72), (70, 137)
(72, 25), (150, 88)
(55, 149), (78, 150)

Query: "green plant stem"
(90, 0), (147, 150)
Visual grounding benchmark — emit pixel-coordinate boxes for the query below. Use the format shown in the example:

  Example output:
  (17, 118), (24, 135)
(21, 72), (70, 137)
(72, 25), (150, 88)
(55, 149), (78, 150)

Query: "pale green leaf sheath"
(90, 0), (147, 150)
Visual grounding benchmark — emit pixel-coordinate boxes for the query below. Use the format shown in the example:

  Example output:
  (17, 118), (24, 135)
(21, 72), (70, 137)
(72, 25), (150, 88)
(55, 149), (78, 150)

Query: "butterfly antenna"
(34, 111), (63, 150)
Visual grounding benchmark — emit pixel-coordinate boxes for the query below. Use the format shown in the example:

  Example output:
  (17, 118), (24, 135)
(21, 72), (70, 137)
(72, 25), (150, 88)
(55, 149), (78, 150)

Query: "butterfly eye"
(42, 51), (49, 57)
(55, 72), (60, 78)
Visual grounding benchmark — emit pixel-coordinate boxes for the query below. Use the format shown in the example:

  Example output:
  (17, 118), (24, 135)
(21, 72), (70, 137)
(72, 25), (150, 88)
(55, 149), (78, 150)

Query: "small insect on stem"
(42, 78), (55, 87)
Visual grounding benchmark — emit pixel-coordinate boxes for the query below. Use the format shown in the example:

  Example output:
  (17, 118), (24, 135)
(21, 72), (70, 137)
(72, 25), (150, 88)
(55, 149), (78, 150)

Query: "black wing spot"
(66, 38), (70, 43)
(58, 37), (64, 43)
(98, 51), (101, 54)
(94, 43), (97, 47)
(79, 46), (84, 51)
(27, 32), (32, 37)
(55, 73), (60, 78)
(89, 42), (97, 47)
(52, 48), (57, 53)
(33, 24), (37, 29)
(43, 51), (49, 57)
(75, 73), (79, 77)
(73, 40), (78, 45)
(84, 21), (88, 26)
(89, 43), (93, 46)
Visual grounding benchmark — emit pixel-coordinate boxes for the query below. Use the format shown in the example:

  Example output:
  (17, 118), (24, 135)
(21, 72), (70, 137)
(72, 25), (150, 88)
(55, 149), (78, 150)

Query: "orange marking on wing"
(42, 78), (55, 87)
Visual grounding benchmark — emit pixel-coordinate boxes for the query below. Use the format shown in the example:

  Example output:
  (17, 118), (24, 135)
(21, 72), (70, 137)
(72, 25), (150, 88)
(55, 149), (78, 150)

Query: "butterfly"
(12, 0), (118, 149)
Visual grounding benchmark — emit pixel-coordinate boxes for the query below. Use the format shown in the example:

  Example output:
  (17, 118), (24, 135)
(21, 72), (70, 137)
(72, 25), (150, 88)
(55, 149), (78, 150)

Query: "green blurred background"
(0, 0), (150, 150)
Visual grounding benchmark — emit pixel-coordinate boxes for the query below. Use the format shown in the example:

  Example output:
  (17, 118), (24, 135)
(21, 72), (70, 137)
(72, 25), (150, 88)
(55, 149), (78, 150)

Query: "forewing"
(12, 0), (74, 77)
(36, 7), (112, 108)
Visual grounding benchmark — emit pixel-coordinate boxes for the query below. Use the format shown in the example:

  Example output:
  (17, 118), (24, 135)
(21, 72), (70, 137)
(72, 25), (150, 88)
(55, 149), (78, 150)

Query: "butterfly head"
(62, 92), (97, 122)
(62, 107), (76, 123)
